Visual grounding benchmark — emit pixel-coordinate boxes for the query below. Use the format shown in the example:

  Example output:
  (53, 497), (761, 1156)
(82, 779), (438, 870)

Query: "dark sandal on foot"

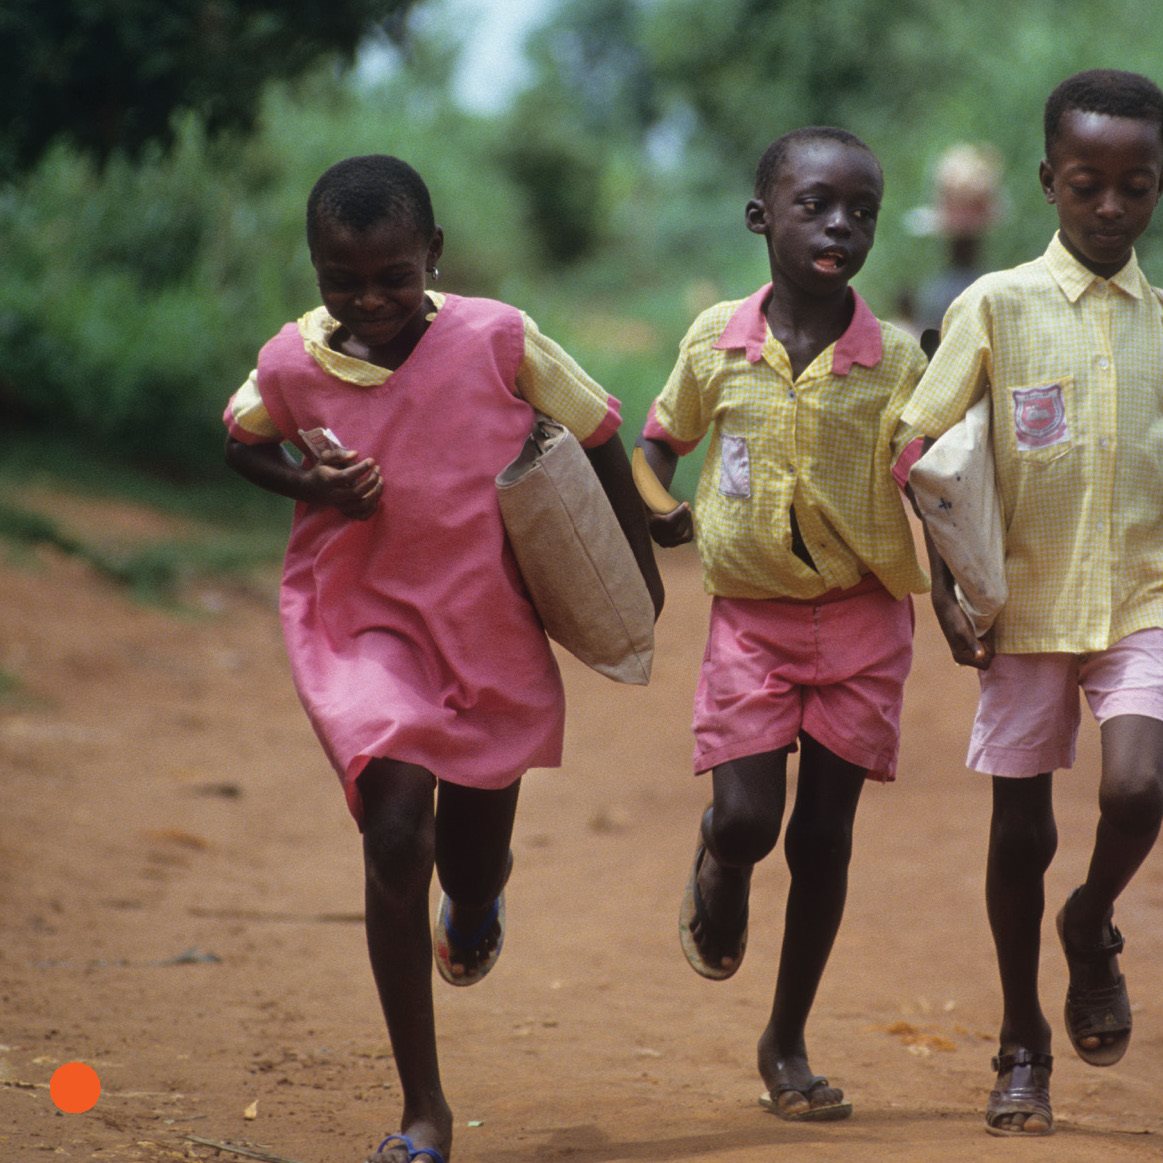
(1056, 888), (1132, 1067)
(759, 1076), (852, 1122)
(985, 1049), (1053, 1137)
(678, 839), (748, 980)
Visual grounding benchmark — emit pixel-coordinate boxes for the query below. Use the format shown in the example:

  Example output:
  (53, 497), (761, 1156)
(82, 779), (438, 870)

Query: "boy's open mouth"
(813, 248), (848, 272)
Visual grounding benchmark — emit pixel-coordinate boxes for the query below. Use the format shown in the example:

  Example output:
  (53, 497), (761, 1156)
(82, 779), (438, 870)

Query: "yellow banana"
(631, 446), (682, 515)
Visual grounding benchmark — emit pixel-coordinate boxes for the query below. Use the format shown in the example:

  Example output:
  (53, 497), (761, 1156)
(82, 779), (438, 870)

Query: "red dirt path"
(2, 519), (1161, 1161)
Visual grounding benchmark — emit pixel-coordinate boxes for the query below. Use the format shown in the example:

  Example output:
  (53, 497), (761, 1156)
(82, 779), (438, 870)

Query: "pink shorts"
(969, 628), (1163, 777)
(693, 576), (914, 781)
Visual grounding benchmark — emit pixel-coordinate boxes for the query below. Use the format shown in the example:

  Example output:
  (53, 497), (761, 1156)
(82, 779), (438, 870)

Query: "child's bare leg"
(757, 732), (863, 1117)
(359, 760), (453, 1163)
(1058, 715), (1163, 1058)
(985, 773), (1056, 1134)
(434, 779), (521, 979)
(692, 750), (789, 973)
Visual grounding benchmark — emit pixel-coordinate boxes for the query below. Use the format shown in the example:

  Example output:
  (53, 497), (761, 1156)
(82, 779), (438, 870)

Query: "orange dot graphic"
(50, 1061), (101, 1113)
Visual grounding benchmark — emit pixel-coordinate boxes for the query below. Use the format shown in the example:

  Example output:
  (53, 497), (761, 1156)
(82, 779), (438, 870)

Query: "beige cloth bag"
(909, 395), (1007, 637)
(496, 415), (654, 684)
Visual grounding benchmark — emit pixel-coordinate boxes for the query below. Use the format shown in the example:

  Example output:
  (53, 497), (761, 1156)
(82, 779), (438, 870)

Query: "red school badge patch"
(1012, 383), (1068, 451)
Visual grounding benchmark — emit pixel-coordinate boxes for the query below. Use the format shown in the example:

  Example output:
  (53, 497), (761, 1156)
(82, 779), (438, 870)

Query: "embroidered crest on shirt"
(1012, 383), (1068, 451)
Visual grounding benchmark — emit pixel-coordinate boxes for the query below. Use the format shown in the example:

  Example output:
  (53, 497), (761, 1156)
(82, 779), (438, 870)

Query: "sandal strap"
(442, 896), (500, 953)
(775, 1074), (829, 1097)
(1061, 889), (1125, 960)
(374, 1134), (447, 1163)
(1065, 923), (1125, 961)
(992, 1049), (1053, 1074)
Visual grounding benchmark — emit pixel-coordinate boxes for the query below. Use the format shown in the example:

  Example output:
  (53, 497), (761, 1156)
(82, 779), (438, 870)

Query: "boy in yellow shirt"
(899, 69), (1163, 1137)
(639, 126), (927, 1121)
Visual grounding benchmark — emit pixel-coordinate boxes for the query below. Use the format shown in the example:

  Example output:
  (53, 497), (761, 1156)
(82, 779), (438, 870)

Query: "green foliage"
(0, 54), (534, 476)
(634, 0), (1163, 301)
(500, 119), (605, 264)
(643, 0), (942, 166)
(0, 0), (420, 178)
(5, 0), (1163, 503)
(0, 123), (292, 469)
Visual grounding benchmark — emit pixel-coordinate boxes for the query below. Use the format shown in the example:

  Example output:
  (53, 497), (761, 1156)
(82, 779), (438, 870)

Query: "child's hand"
(931, 587), (994, 670)
(306, 448), (383, 520)
(648, 502), (694, 547)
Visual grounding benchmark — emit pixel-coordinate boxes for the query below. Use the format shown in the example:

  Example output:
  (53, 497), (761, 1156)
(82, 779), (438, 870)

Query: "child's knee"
(784, 817), (854, 878)
(706, 806), (779, 867)
(1100, 766), (1163, 837)
(989, 810), (1057, 879)
(363, 815), (434, 896)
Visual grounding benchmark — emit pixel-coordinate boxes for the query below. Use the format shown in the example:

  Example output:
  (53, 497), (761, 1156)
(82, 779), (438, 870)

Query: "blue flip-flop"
(433, 891), (505, 986)
(373, 1132), (446, 1163)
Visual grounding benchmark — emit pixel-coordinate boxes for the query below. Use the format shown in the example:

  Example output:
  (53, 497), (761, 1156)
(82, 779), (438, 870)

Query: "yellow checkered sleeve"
(515, 312), (620, 446)
(224, 368), (282, 443)
(900, 234), (1163, 653)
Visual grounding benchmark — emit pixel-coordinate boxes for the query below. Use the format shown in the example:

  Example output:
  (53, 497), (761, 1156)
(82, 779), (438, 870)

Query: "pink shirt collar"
(713, 283), (882, 375)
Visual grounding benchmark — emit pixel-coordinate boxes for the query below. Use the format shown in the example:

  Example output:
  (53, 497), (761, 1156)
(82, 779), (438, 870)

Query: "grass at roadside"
(0, 433), (289, 603)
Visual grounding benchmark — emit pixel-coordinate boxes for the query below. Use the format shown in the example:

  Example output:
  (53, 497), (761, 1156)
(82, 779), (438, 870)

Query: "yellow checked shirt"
(647, 285), (929, 601)
(226, 293), (617, 446)
(899, 234), (1163, 654)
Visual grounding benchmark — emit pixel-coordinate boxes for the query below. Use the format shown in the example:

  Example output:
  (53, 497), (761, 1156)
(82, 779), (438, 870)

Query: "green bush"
(0, 61), (533, 477)
(6, 0), (1163, 494)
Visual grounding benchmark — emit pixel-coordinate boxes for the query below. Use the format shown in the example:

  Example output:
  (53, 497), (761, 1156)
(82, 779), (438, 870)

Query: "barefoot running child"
(636, 127), (927, 1121)
(897, 69), (1163, 1137)
(223, 154), (663, 1163)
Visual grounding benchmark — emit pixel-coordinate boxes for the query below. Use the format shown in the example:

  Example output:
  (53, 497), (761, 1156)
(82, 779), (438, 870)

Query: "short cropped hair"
(1044, 69), (1163, 156)
(754, 126), (882, 200)
(306, 155), (436, 253)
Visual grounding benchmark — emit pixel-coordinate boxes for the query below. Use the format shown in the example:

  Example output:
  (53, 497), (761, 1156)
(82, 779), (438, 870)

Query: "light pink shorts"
(969, 628), (1163, 777)
(693, 576), (914, 781)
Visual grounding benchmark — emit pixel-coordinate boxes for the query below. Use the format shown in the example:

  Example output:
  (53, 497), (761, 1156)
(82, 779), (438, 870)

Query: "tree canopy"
(0, 0), (418, 178)
(5, 0), (1163, 479)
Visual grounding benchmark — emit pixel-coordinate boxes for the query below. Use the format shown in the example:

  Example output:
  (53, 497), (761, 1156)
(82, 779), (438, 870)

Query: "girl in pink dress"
(223, 154), (662, 1163)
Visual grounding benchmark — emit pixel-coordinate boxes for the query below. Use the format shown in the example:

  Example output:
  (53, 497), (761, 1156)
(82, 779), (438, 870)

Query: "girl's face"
(1040, 108), (1163, 278)
(746, 140), (883, 298)
(311, 214), (444, 367)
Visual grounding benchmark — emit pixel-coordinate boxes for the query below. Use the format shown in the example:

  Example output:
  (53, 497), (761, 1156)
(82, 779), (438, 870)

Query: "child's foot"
(985, 1048), (1053, 1136)
(368, 1113), (451, 1162)
(433, 892), (505, 986)
(1056, 886), (1132, 1066)
(758, 1054), (852, 1122)
(678, 836), (749, 980)
(433, 851), (513, 987)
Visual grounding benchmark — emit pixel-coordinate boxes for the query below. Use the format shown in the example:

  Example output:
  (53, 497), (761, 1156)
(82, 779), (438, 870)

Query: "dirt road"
(2, 512), (1161, 1161)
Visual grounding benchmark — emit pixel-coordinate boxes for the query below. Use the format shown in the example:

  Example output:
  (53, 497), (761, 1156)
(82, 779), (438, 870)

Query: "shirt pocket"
(1008, 376), (1075, 464)
(718, 434), (751, 498)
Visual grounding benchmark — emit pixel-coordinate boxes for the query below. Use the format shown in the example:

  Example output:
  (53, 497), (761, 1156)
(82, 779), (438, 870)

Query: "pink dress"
(252, 296), (565, 824)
